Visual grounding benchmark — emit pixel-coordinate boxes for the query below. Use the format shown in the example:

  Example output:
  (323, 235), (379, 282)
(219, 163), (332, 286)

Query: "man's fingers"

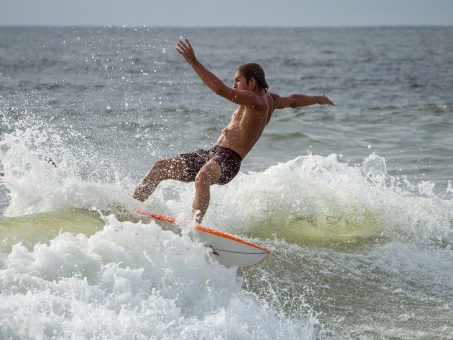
(177, 41), (186, 50)
(177, 39), (192, 55)
(320, 94), (335, 106)
(176, 40), (188, 56)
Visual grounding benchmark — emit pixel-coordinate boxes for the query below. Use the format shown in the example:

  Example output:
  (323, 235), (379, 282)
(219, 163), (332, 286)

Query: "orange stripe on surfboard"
(134, 209), (270, 254)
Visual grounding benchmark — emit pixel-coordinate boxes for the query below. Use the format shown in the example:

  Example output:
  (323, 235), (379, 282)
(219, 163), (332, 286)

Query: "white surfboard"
(134, 210), (270, 268)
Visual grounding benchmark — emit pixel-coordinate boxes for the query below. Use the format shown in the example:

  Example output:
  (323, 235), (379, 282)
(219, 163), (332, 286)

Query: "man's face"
(233, 71), (254, 91)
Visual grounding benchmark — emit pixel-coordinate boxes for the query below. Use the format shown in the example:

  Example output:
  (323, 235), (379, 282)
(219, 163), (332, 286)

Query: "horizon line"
(1, 24), (452, 29)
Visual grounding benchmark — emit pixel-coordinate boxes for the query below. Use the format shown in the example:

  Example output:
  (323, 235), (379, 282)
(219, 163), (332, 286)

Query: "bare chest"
(233, 105), (263, 126)
(231, 106), (246, 123)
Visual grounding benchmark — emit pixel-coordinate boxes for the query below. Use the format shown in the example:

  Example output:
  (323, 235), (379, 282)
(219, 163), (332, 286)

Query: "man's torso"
(216, 93), (275, 159)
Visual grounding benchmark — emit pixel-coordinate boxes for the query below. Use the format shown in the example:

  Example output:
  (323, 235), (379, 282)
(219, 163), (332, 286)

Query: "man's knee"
(152, 159), (171, 172)
(194, 170), (210, 187)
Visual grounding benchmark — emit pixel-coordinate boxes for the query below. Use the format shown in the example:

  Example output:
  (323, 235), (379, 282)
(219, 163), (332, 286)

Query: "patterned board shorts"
(179, 145), (242, 185)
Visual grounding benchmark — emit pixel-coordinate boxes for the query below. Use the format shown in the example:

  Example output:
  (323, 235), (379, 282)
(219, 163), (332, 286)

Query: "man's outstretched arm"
(176, 39), (225, 94)
(271, 93), (335, 110)
(176, 39), (264, 109)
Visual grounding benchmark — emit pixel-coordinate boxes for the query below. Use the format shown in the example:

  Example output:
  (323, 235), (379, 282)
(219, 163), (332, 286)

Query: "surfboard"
(134, 209), (270, 268)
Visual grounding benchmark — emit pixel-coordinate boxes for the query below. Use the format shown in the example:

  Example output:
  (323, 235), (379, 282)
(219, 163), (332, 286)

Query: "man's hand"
(318, 94), (335, 106)
(176, 39), (197, 65)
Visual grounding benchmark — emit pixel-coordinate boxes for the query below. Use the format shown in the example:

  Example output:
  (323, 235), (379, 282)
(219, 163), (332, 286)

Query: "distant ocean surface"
(1, 26), (452, 339)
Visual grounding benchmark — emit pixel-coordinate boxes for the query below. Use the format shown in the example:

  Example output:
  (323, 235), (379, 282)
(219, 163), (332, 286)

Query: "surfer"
(133, 38), (334, 223)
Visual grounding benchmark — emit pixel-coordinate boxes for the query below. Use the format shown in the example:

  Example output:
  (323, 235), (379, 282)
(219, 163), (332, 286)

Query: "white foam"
(0, 215), (320, 339)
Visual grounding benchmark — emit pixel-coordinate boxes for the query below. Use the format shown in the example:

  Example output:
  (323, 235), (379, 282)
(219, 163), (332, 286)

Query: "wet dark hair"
(237, 63), (269, 93)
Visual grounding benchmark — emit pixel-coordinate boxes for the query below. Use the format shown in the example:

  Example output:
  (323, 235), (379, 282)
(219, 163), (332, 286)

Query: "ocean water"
(0, 26), (452, 339)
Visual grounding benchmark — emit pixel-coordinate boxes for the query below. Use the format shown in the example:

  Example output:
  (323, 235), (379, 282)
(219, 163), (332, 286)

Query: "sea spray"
(0, 111), (136, 217)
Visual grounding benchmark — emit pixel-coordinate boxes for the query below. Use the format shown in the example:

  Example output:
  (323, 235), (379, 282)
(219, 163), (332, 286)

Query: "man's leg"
(133, 156), (187, 202)
(192, 160), (222, 223)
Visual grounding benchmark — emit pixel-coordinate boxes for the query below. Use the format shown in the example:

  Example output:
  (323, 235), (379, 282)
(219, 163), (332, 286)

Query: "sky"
(0, 0), (452, 27)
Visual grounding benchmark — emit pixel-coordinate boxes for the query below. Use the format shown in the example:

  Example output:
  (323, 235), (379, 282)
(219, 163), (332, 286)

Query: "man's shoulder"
(268, 92), (281, 99)
(267, 92), (282, 111)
